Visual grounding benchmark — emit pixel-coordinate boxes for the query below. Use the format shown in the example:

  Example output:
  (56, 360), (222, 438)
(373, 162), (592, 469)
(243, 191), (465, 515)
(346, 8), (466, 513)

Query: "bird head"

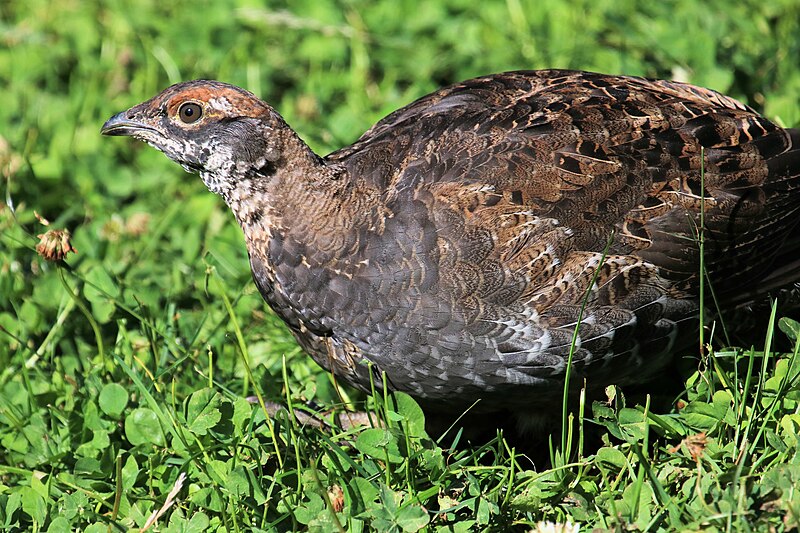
(102, 80), (288, 196)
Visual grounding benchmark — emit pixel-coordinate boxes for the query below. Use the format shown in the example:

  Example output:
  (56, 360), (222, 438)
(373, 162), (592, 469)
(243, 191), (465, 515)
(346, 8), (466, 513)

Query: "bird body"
(103, 70), (800, 418)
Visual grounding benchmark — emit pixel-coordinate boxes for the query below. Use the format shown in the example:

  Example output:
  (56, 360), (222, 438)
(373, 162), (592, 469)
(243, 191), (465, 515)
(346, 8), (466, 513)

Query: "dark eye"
(178, 102), (203, 123)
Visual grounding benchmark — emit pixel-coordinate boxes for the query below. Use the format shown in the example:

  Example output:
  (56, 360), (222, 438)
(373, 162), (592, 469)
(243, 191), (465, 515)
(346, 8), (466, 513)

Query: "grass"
(2, 0), (800, 530)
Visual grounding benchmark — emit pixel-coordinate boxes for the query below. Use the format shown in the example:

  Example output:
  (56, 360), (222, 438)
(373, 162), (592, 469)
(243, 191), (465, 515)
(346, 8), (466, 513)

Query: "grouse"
(102, 70), (800, 426)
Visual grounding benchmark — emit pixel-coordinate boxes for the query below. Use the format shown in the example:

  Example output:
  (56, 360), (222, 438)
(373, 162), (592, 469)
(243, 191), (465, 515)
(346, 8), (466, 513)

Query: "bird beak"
(101, 111), (151, 136)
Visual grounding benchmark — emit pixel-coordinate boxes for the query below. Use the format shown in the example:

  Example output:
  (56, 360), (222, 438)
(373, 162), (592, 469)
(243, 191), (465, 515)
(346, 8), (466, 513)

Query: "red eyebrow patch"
(165, 86), (266, 117)
(166, 87), (219, 116)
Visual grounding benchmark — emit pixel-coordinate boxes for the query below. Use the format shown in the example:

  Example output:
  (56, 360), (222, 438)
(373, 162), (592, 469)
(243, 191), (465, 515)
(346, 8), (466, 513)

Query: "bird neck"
(218, 124), (337, 222)
(220, 127), (365, 267)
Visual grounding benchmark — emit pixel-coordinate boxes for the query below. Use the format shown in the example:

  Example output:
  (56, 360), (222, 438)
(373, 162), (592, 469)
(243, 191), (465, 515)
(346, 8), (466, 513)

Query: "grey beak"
(101, 111), (149, 136)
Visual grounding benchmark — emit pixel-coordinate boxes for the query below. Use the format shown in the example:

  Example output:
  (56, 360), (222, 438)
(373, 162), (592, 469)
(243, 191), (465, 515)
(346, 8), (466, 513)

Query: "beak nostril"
(101, 110), (147, 136)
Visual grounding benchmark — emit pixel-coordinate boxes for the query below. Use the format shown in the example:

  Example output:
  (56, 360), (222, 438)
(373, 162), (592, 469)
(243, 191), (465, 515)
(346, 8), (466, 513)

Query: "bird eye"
(178, 102), (203, 123)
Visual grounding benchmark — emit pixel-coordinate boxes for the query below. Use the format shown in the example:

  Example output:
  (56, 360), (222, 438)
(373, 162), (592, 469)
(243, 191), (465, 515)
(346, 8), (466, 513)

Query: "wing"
(329, 69), (800, 302)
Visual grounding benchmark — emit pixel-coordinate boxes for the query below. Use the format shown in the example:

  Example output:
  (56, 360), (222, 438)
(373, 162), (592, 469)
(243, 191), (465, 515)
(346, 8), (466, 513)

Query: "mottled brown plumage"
(102, 70), (800, 425)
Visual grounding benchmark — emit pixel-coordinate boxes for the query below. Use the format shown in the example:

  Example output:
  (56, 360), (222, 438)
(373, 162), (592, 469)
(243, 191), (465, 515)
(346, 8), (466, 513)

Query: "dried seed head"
(36, 229), (77, 262)
(327, 484), (345, 513)
(0, 135), (22, 178)
(125, 212), (151, 236)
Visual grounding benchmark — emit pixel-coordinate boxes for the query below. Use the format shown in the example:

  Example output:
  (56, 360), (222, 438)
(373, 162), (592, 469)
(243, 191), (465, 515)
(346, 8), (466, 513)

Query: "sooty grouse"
(102, 70), (800, 425)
